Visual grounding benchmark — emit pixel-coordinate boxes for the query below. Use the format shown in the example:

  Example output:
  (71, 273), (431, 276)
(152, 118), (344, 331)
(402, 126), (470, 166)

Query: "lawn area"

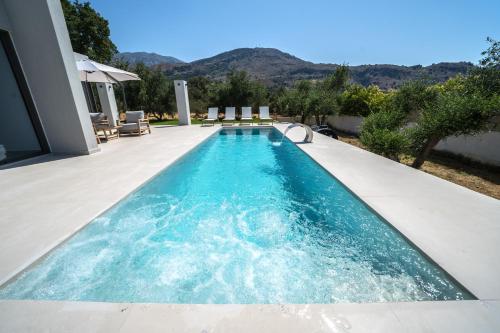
(336, 131), (500, 200)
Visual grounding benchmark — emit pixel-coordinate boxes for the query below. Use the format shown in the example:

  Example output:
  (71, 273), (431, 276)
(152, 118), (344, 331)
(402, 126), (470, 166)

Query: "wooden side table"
(102, 125), (121, 140)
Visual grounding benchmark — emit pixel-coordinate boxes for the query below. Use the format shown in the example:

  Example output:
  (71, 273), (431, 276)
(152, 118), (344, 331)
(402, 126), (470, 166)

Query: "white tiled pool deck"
(1, 124), (499, 332)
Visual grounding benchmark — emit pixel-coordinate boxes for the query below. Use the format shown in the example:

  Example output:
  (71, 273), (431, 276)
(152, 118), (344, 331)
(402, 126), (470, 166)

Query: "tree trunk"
(152, 112), (162, 121)
(300, 114), (306, 124)
(321, 114), (327, 125)
(388, 154), (400, 163)
(314, 114), (321, 126)
(411, 136), (440, 169)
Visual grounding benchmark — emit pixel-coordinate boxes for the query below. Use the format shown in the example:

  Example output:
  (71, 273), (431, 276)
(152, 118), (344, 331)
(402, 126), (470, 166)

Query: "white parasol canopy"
(74, 52), (140, 83)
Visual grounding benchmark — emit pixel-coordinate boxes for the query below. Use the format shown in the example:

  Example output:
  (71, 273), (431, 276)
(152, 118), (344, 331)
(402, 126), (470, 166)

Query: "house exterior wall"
(0, 0), (98, 155)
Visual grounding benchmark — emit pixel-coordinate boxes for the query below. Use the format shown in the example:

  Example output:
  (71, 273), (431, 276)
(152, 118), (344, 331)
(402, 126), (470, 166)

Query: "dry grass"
(336, 132), (500, 200)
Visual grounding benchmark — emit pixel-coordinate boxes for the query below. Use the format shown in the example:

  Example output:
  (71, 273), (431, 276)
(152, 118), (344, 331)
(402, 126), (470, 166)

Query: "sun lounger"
(259, 106), (273, 125)
(240, 107), (253, 125)
(202, 107), (219, 126)
(223, 107), (236, 126)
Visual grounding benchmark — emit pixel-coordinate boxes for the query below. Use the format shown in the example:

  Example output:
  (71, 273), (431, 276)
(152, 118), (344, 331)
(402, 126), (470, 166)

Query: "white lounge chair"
(259, 106), (273, 125)
(240, 107), (253, 125)
(202, 107), (218, 126)
(223, 107), (236, 126)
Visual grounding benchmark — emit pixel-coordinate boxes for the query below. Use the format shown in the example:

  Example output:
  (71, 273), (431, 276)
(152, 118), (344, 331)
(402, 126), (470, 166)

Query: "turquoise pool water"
(0, 128), (472, 303)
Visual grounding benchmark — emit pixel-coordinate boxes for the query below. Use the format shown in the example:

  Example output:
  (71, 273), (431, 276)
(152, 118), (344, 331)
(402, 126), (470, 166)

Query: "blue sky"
(88, 0), (499, 65)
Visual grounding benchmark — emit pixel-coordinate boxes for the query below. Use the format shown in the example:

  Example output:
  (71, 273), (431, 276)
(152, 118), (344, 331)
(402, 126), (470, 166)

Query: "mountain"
(114, 52), (184, 66)
(159, 48), (474, 89)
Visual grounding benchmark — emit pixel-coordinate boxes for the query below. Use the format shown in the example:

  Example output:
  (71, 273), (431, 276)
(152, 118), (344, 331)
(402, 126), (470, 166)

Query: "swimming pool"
(0, 127), (472, 303)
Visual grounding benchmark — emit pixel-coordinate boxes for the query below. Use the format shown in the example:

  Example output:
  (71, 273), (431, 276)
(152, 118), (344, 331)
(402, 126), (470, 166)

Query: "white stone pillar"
(174, 80), (191, 125)
(96, 82), (119, 126)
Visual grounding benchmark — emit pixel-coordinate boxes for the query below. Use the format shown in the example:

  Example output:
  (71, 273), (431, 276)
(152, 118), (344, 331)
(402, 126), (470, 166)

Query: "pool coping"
(0, 124), (499, 332)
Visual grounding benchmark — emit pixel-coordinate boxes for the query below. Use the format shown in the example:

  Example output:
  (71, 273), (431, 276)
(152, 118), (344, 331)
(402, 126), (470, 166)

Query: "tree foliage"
(465, 38), (500, 98)
(188, 76), (214, 117)
(272, 66), (349, 124)
(114, 62), (175, 120)
(479, 37), (500, 69)
(338, 84), (389, 117)
(409, 88), (499, 168)
(359, 39), (500, 168)
(360, 109), (408, 161)
(61, 0), (117, 63)
(406, 39), (500, 168)
(391, 80), (439, 120)
(213, 70), (268, 112)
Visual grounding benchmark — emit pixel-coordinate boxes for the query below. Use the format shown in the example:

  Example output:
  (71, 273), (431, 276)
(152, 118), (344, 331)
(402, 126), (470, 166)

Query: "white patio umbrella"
(74, 52), (140, 110)
(76, 59), (140, 83)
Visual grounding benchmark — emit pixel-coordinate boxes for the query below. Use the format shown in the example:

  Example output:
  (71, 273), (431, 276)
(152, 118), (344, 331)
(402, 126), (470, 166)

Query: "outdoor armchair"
(89, 112), (119, 142)
(118, 111), (151, 136)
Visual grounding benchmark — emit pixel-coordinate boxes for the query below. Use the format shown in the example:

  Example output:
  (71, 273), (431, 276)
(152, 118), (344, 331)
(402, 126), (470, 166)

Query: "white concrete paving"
(1, 124), (500, 332)
(1, 300), (500, 332)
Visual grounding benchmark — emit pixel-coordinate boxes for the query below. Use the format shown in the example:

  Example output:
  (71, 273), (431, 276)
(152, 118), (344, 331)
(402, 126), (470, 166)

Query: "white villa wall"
(327, 115), (363, 134)
(0, 0), (98, 155)
(435, 131), (500, 166)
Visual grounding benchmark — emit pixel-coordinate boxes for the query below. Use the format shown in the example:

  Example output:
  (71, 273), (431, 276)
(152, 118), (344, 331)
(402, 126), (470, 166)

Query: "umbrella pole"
(118, 82), (128, 112)
(89, 82), (99, 112)
(85, 71), (99, 113)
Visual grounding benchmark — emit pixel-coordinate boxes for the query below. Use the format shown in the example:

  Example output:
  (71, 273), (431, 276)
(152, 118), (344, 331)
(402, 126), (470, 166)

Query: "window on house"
(0, 30), (48, 165)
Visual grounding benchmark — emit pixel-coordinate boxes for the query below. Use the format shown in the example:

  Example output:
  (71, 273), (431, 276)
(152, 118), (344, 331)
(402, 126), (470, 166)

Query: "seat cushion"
(94, 123), (110, 130)
(125, 111), (144, 123)
(119, 123), (140, 132)
(89, 113), (106, 123)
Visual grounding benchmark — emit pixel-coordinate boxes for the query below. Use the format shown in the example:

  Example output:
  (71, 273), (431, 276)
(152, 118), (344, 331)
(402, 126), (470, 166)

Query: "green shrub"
(360, 110), (409, 161)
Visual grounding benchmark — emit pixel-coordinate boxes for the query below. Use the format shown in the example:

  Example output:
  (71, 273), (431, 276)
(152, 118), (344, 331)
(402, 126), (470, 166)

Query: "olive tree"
(118, 63), (175, 120)
(283, 80), (314, 123)
(359, 80), (437, 162)
(213, 70), (269, 114)
(408, 38), (500, 168)
(188, 76), (212, 118)
(286, 65), (350, 125)
(409, 90), (499, 168)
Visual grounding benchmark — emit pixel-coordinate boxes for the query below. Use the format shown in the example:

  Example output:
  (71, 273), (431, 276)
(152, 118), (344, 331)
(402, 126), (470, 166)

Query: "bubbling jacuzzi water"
(0, 128), (472, 303)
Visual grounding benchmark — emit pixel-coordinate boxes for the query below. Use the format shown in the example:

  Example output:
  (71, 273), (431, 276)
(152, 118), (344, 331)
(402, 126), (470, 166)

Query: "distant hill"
(158, 48), (474, 89)
(114, 52), (184, 66)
